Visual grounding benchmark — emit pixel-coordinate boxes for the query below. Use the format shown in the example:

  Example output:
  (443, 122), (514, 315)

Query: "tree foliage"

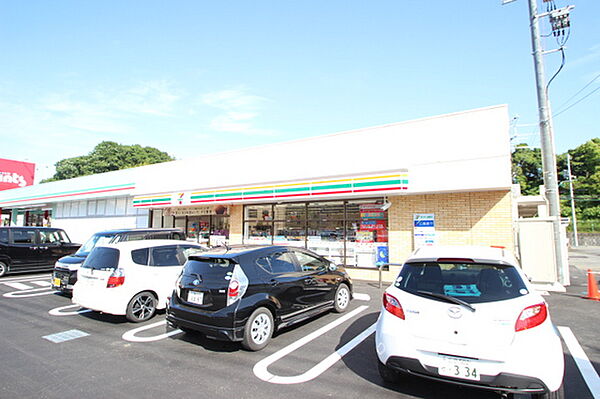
(513, 138), (600, 222)
(512, 145), (543, 196)
(42, 141), (174, 182)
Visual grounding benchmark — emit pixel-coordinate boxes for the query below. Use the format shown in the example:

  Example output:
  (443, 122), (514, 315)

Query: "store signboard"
(413, 213), (436, 248)
(0, 158), (35, 191)
(133, 170), (409, 208)
(164, 205), (229, 217)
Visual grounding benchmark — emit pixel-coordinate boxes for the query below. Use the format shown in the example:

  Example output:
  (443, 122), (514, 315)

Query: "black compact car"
(0, 227), (80, 277)
(52, 228), (186, 293)
(166, 245), (353, 351)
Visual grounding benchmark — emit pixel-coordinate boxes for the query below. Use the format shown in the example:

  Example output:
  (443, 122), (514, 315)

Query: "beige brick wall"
(347, 190), (514, 282)
(228, 205), (244, 245)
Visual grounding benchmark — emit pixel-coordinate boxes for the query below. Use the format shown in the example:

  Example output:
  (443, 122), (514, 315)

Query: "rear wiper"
(416, 290), (476, 312)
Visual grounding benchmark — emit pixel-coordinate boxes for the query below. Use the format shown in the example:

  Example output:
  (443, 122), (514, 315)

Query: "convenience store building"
(0, 105), (514, 281)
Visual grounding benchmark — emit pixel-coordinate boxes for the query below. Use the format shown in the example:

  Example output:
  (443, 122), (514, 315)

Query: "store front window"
(150, 207), (230, 246)
(243, 198), (388, 268)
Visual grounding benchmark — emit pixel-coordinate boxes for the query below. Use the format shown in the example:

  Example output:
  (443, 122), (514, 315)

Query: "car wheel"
(377, 358), (398, 383)
(0, 261), (7, 278)
(333, 283), (350, 313)
(126, 291), (157, 323)
(242, 307), (274, 351)
(532, 384), (564, 399)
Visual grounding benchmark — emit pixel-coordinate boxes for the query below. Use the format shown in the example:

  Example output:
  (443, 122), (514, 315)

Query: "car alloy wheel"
(334, 283), (350, 313)
(0, 262), (7, 278)
(126, 292), (157, 323)
(242, 307), (274, 351)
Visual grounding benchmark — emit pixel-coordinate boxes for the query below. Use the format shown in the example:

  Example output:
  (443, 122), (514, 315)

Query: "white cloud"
(200, 88), (274, 136)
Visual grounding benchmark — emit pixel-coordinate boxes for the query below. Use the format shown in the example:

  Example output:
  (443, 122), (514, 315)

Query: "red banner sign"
(0, 158), (35, 191)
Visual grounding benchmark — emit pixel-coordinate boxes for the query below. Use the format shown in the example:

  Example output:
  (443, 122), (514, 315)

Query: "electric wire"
(554, 86), (600, 117)
(546, 47), (565, 93)
(555, 72), (600, 113)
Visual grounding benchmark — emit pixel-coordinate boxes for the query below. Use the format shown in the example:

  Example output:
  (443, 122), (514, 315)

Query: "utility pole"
(566, 153), (579, 246)
(526, 0), (573, 285)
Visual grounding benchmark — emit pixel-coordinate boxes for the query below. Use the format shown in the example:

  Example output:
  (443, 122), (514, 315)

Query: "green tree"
(557, 138), (600, 222)
(42, 141), (174, 182)
(512, 145), (543, 195)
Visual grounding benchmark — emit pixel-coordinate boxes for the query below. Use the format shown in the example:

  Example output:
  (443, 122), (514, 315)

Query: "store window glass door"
(187, 216), (210, 245)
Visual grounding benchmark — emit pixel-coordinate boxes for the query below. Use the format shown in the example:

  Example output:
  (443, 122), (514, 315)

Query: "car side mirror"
(328, 264), (338, 272)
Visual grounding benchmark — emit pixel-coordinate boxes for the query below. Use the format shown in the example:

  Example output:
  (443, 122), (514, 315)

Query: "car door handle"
(29, 247), (37, 250)
(40, 246), (48, 250)
(270, 279), (279, 287)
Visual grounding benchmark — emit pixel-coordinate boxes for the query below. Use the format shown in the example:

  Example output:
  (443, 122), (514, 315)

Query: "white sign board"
(413, 213), (436, 249)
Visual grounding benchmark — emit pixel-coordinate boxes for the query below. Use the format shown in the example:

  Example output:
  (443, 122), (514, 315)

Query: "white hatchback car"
(72, 240), (205, 322)
(375, 246), (564, 399)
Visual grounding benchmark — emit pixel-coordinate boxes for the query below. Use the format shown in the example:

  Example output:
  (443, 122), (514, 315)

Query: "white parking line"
(253, 305), (370, 384)
(3, 282), (33, 290)
(0, 274), (51, 283)
(353, 293), (371, 301)
(122, 320), (183, 342)
(31, 281), (51, 287)
(48, 304), (93, 316)
(558, 326), (600, 399)
(43, 329), (89, 343)
(3, 287), (57, 298)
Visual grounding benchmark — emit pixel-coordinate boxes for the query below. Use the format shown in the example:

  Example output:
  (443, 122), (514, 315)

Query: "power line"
(554, 71), (600, 112)
(554, 85), (600, 117)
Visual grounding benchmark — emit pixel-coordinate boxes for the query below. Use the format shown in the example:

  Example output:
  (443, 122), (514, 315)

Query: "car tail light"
(515, 303), (547, 332)
(227, 264), (248, 306)
(383, 292), (405, 320)
(106, 268), (125, 288)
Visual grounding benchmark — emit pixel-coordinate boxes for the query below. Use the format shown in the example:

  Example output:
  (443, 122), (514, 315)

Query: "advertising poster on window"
(0, 158), (35, 191)
(413, 213), (436, 249)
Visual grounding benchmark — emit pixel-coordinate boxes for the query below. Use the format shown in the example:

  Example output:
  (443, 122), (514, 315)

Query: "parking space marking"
(122, 320), (183, 342)
(253, 305), (369, 384)
(31, 281), (51, 287)
(353, 293), (371, 301)
(0, 274), (51, 283)
(48, 304), (93, 316)
(43, 329), (89, 343)
(558, 326), (600, 399)
(3, 287), (57, 298)
(3, 282), (33, 290)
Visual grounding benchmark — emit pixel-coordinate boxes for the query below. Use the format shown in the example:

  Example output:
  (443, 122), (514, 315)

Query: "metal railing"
(374, 262), (403, 289)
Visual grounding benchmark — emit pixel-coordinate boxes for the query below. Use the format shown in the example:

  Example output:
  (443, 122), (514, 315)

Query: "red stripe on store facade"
(133, 201), (172, 207)
(1, 186), (136, 206)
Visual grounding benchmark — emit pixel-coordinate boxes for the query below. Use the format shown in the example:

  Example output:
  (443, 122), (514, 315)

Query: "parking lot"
(0, 272), (598, 399)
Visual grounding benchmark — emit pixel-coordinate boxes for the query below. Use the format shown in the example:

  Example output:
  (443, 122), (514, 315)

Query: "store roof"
(0, 104), (511, 208)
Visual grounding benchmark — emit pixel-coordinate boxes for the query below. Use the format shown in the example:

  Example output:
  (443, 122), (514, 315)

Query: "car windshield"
(75, 234), (115, 256)
(395, 261), (528, 304)
(81, 247), (120, 270)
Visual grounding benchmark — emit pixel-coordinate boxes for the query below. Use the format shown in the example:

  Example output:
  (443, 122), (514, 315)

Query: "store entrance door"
(187, 216), (210, 245)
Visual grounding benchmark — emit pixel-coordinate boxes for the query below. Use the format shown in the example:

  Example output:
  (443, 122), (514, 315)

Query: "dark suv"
(0, 227), (80, 277)
(52, 228), (186, 293)
(166, 245), (353, 351)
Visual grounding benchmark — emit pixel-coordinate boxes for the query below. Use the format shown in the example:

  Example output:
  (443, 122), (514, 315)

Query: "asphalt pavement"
(0, 257), (598, 399)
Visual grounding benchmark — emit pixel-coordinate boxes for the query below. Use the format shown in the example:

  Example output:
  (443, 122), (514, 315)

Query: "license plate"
(52, 277), (62, 287)
(187, 291), (204, 305)
(438, 356), (480, 381)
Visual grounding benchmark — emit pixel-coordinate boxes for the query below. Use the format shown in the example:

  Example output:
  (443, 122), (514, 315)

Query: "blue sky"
(1, 0), (598, 181)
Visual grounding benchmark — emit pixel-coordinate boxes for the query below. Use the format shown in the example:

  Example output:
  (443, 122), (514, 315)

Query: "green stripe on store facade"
(353, 179), (402, 188)
(2, 183), (136, 203)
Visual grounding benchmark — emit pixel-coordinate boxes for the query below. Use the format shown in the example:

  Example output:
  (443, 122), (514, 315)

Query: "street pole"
(527, 0), (565, 284)
(566, 153), (579, 246)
